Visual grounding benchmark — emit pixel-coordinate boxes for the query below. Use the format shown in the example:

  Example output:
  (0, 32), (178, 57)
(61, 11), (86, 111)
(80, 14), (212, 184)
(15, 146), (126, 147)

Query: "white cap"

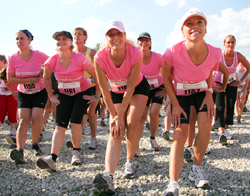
(181, 8), (207, 29)
(105, 20), (125, 35)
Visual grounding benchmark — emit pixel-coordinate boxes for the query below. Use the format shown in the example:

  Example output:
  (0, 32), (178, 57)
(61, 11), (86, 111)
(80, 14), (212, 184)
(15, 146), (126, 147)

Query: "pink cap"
(105, 20), (125, 35)
(181, 8), (207, 29)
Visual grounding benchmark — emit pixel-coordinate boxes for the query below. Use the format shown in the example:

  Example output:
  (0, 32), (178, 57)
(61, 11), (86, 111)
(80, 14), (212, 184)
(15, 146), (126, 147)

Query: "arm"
(238, 52), (250, 83)
(214, 62), (229, 92)
(163, 61), (187, 127)
(43, 67), (60, 106)
(7, 72), (39, 85)
(85, 63), (101, 98)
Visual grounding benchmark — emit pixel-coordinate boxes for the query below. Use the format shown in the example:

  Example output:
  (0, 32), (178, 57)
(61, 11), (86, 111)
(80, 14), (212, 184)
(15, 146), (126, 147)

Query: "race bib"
(221, 72), (237, 84)
(109, 79), (128, 93)
(148, 78), (159, 90)
(58, 81), (81, 95)
(176, 80), (208, 96)
(18, 82), (40, 94)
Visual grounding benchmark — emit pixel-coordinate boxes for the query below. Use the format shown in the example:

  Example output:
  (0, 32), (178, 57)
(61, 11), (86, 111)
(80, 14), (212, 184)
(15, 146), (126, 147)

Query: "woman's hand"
(200, 92), (214, 117)
(49, 94), (60, 106)
(110, 115), (125, 138)
(172, 104), (187, 128)
(155, 87), (166, 98)
(83, 95), (100, 104)
(229, 80), (241, 87)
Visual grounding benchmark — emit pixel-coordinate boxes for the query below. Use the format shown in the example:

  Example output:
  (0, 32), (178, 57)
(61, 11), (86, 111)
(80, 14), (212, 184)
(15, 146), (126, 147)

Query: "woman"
(7, 30), (48, 164)
(162, 9), (222, 195)
(214, 35), (250, 145)
(36, 31), (100, 172)
(73, 27), (99, 149)
(0, 55), (18, 146)
(93, 21), (149, 195)
(235, 62), (250, 123)
(137, 32), (165, 151)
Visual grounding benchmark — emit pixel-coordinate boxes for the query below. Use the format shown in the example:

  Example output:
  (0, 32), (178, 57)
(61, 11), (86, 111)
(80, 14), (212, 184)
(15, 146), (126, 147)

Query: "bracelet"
(94, 95), (100, 99)
(206, 88), (213, 93)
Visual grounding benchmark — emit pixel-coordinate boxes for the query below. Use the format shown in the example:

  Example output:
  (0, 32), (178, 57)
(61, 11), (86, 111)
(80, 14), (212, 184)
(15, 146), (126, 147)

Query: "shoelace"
(195, 167), (207, 179)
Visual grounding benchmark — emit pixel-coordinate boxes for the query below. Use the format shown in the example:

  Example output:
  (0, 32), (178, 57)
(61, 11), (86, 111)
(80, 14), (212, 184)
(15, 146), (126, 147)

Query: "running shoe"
(163, 181), (180, 196)
(219, 134), (227, 145)
(36, 156), (57, 172)
(145, 122), (150, 130)
(5, 135), (16, 146)
(161, 130), (171, 141)
(205, 147), (211, 155)
(184, 146), (194, 162)
(100, 119), (106, 127)
(89, 137), (97, 150)
(150, 139), (160, 151)
(189, 165), (210, 189)
(10, 149), (25, 164)
(224, 130), (232, 140)
(32, 144), (43, 156)
(71, 150), (82, 165)
(93, 173), (115, 195)
(124, 160), (135, 179)
(134, 147), (140, 158)
(66, 140), (73, 148)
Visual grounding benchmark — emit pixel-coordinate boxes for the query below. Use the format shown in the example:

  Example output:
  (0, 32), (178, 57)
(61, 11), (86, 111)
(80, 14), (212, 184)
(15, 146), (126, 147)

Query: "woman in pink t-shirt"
(137, 32), (165, 151)
(36, 31), (100, 172)
(93, 21), (149, 195)
(7, 30), (48, 164)
(162, 9), (228, 195)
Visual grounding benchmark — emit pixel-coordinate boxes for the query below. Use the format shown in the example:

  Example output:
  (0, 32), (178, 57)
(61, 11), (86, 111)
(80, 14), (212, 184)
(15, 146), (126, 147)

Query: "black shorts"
(111, 77), (149, 104)
(89, 86), (99, 114)
(173, 91), (207, 124)
(146, 85), (164, 107)
(56, 88), (92, 128)
(17, 88), (47, 109)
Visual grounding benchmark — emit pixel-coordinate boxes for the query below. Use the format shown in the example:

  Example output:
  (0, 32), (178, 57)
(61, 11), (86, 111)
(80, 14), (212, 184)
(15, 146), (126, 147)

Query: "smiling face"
(137, 37), (151, 52)
(182, 16), (207, 41)
(106, 29), (126, 50)
(56, 35), (73, 51)
(16, 31), (31, 50)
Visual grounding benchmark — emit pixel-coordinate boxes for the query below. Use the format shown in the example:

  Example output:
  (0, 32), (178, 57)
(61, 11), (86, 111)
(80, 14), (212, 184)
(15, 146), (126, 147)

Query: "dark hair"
(0, 67), (7, 80)
(0, 55), (7, 64)
(19, 29), (34, 41)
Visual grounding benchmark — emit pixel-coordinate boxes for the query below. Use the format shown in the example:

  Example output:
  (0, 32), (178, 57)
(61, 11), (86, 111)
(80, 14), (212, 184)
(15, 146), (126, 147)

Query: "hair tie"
(20, 29), (34, 41)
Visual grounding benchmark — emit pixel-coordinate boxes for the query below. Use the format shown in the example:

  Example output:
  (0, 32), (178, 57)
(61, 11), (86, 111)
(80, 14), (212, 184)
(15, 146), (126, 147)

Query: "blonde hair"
(224, 35), (236, 43)
(73, 27), (87, 36)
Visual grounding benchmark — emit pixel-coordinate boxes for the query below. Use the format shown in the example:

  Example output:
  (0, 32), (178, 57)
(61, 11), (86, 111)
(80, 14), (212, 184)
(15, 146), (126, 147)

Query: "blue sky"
(1, 0), (250, 60)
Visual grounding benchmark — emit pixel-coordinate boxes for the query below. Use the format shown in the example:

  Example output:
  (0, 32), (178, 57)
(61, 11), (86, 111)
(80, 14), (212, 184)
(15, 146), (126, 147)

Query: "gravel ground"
(0, 103), (250, 196)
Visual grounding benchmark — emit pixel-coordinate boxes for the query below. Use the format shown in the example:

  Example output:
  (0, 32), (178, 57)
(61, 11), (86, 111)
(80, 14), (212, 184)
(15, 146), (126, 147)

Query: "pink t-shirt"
(95, 44), (143, 94)
(44, 52), (91, 96)
(7, 50), (48, 94)
(214, 51), (238, 83)
(141, 52), (163, 90)
(162, 41), (221, 95)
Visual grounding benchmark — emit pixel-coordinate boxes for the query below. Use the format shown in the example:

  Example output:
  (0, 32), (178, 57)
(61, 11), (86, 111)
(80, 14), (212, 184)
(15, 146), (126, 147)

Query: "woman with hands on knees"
(36, 31), (100, 172)
(7, 30), (48, 164)
(162, 8), (223, 195)
(93, 21), (149, 195)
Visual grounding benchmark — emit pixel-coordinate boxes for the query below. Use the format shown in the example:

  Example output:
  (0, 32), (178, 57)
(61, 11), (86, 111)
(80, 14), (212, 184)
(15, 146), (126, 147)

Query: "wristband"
(206, 88), (213, 93)
(94, 95), (100, 99)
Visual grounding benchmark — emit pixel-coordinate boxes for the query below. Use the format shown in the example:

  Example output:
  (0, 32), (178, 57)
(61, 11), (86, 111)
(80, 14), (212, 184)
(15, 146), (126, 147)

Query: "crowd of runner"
(1, 8), (250, 196)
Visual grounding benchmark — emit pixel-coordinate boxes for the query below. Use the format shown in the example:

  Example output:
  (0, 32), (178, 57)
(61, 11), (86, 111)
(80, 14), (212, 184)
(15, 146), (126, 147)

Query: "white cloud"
(63, 0), (79, 4)
(96, 0), (112, 6)
(165, 7), (250, 60)
(155, 0), (186, 8)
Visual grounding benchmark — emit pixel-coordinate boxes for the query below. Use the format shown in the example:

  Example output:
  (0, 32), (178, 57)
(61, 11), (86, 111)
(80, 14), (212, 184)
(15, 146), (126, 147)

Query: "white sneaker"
(93, 173), (115, 195)
(184, 146), (194, 162)
(89, 137), (97, 149)
(71, 150), (82, 165)
(150, 139), (160, 151)
(163, 181), (180, 196)
(189, 165), (210, 189)
(224, 130), (232, 140)
(124, 160), (135, 179)
(37, 155), (57, 172)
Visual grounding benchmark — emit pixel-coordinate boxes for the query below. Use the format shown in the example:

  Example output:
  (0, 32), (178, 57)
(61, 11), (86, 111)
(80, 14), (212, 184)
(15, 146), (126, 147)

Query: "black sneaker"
(66, 140), (73, 148)
(32, 146), (43, 156)
(10, 149), (25, 164)
(219, 134), (227, 145)
(93, 173), (115, 195)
